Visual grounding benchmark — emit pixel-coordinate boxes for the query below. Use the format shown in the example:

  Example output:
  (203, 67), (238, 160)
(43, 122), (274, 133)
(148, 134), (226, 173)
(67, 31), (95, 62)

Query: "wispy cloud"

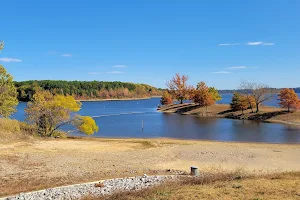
(107, 71), (124, 74)
(112, 65), (127, 68)
(0, 58), (22, 62)
(47, 51), (57, 55)
(219, 43), (240, 46)
(226, 66), (248, 70)
(246, 41), (275, 46)
(61, 53), (72, 57)
(212, 71), (230, 74)
(88, 72), (101, 75)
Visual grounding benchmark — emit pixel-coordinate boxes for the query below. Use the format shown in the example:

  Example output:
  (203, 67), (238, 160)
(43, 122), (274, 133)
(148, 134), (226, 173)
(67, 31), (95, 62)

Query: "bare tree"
(240, 81), (273, 113)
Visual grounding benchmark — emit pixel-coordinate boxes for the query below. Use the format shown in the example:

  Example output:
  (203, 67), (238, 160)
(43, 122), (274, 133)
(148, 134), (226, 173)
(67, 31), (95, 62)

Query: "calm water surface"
(12, 97), (300, 144)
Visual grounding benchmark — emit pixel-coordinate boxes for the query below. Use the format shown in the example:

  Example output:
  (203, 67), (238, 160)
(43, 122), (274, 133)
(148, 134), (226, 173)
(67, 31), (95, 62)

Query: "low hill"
(14, 80), (163, 101)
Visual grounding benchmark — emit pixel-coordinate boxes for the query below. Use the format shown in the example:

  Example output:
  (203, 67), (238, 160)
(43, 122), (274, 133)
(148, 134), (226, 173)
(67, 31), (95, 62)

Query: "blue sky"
(0, 0), (299, 89)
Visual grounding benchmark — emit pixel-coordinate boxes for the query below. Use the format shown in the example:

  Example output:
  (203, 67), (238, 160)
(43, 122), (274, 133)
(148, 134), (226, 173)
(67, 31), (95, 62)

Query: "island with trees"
(159, 73), (300, 125)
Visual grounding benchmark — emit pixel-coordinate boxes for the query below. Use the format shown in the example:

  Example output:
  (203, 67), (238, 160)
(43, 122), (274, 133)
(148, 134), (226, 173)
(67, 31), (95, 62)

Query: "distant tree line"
(14, 80), (163, 101)
(219, 88), (300, 94)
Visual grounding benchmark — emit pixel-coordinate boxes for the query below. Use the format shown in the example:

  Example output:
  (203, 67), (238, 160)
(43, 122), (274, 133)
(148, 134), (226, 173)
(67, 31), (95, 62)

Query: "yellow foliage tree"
(25, 91), (98, 137)
(208, 87), (222, 102)
(0, 42), (19, 117)
(76, 116), (99, 135)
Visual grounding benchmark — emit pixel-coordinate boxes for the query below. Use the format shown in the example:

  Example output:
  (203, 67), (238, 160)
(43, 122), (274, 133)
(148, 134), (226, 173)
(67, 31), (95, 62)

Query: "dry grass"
(0, 118), (36, 143)
(269, 111), (300, 124)
(84, 172), (300, 200)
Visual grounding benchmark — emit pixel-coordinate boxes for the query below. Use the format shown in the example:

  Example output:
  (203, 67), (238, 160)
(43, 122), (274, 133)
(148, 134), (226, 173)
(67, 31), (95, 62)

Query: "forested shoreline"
(14, 80), (163, 101)
(219, 88), (300, 94)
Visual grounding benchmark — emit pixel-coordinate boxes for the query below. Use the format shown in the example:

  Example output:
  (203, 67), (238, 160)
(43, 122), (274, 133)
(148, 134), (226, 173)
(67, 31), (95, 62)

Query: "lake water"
(12, 97), (300, 144)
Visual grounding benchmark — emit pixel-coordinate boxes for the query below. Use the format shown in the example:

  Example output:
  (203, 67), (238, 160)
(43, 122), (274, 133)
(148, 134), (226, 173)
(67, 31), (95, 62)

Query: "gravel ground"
(1, 175), (177, 200)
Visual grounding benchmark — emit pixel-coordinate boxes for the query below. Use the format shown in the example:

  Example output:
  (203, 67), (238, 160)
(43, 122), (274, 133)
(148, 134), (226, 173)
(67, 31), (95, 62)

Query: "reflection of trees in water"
(159, 114), (300, 143)
(282, 125), (300, 143)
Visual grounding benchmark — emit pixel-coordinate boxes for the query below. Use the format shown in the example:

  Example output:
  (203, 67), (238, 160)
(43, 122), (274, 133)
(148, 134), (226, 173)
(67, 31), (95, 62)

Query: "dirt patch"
(0, 138), (299, 197)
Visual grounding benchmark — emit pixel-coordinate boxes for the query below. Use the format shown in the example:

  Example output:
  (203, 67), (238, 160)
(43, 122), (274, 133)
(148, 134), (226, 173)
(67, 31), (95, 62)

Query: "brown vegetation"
(160, 91), (173, 105)
(0, 118), (36, 144)
(191, 82), (215, 111)
(279, 88), (300, 112)
(167, 73), (191, 104)
(85, 172), (300, 200)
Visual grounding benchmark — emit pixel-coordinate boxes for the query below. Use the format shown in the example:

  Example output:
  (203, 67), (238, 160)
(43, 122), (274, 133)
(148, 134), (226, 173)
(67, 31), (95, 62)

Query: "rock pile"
(2, 175), (176, 200)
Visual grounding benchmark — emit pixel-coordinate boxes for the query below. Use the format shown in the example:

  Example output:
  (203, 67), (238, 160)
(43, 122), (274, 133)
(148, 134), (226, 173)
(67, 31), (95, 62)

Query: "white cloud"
(88, 72), (101, 75)
(261, 42), (275, 46)
(112, 65), (127, 68)
(107, 71), (124, 74)
(212, 71), (230, 74)
(246, 41), (274, 46)
(0, 58), (22, 62)
(219, 43), (240, 46)
(61, 53), (72, 57)
(226, 66), (248, 70)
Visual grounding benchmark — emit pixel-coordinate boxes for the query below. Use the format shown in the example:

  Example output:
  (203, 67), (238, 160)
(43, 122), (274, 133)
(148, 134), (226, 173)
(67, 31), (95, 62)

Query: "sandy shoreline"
(1, 137), (299, 197)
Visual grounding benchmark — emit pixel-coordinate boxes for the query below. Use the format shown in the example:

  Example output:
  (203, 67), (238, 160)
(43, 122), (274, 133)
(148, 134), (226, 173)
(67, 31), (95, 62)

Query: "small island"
(159, 73), (300, 126)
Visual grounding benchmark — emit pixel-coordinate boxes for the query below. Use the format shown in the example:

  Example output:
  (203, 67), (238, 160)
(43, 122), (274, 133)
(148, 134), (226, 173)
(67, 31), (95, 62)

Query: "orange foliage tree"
(278, 88), (300, 112)
(192, 82), (215, 111)
(230, 93), (249, 114)
(160, 91), (173, 105)
(167, 73), (191, 104)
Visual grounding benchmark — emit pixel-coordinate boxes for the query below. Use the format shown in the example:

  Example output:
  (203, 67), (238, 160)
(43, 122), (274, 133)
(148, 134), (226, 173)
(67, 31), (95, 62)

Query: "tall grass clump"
(0, 118), (36, 143)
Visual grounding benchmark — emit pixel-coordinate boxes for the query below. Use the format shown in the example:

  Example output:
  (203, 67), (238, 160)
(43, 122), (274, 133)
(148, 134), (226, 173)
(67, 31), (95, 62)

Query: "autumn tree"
(278, 88), (300, 112)
(230, 93), (249, 114)
(209, 87), (222, 102)
(25, 91), (99, 137)
(0, 42), (19, 118)
(160, 91), (173, 105)
(167, 73), (190, 104)
(192, 82), (215, 112)
(240, 81), (272, 113)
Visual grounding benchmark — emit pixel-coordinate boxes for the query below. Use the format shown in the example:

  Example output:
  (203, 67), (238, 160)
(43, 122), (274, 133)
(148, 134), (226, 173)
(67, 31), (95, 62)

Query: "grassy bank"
(158, 103), (300, 125)
(86, 171), (300, 200)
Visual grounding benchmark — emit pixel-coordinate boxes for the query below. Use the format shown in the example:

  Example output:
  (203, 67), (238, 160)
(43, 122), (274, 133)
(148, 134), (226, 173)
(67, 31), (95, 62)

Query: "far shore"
(158, 103), (300, 126)
(78, 96), (161, 102)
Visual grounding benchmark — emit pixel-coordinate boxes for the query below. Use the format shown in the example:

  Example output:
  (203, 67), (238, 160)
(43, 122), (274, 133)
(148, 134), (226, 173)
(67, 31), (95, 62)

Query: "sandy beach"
(1, 137), (299, 197)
